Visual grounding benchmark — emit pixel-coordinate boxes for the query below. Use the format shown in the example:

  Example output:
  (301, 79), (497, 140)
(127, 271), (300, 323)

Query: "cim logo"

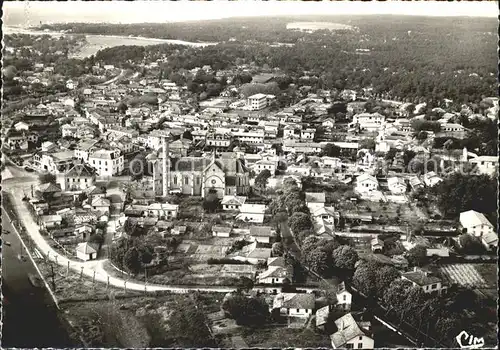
(456, 330), (485, 349)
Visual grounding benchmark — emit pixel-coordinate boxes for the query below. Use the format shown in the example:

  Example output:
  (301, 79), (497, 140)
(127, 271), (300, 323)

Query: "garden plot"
(439, 264), (488, 288)
(192, 244), (230, 261)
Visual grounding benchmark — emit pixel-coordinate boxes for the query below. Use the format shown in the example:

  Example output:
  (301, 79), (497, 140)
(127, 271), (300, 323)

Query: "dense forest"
(38, 16), (497, 104)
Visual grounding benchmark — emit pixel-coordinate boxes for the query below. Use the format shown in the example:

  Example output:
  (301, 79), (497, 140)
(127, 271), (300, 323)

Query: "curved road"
(2, 165), (237, 294)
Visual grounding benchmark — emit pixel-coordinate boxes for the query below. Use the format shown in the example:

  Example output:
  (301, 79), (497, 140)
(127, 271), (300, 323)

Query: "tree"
(39, 173), (56, 184)
(331, 245), (358, 271)
(288, 212), (312, 234)
(375, 266), (401, 298)
(434, 173), (497, 222)
(383, 279), (413, 313)
(254, 169), (272, 191)
(236, 276), (254, 292)
(416, 131), (428, 140)
(222, 293), (269, 326)
(202, 191), (221, 213)
(122, 247), (142, 274)
(87, 233), (104, 246)
(353, 261), (378, 297)
(169, 297), (216, 347)
(458, 234), (486, 254)
(304, 247), (329, 274)
(323, 143), (341, 157)
(359, 138), (376, 150)
(271, 242), (284, 257)
(406, 244), (427, 267)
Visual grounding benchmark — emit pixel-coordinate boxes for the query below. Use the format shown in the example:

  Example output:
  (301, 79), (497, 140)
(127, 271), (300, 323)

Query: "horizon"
(3, 1), (498, 26)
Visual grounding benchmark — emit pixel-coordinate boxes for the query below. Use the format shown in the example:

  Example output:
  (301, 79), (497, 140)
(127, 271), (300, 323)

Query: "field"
(286, 22), (354, 31)
(439, 264), (489, 288)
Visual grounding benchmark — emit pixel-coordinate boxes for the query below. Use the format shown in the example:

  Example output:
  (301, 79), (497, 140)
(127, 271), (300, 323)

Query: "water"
(1, 209), (80, 347)
(3, 26), (217, 59)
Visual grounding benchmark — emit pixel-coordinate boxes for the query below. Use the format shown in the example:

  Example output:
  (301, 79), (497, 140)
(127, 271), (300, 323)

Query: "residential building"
(350, 112), (385, 132)
(355, 174), (379, 193)
(247, 93), (268, 111)
(76, 242), (98, 261)
(90, 197), (111, 215)
(212, 225), (232, 238)
(228, 241), (271, 264)
(257, 257), (293, 284)
(330, 313), (374, 349)
(206, 131), (232, 149)
(236, 203), (267, 223)
(468, 156), (498, 176)
(232, 130), (265, 144)
(401, 267), (447, 295)
(249, 226), (276, 244)
(221, 195), (247, 211)
(305, 192), (326, 212)
(271, 293), (315, 319)
(387, 177), (407, 195)
(301, 128), (316, 140)
(336, 282), (352, 311)
(88, 149), (124, 176)
(459, 210), (497, 250)
(58, 164), (96, 191)
(145, 203), (179, 220)
(252, 159), (277, 175)
(371, 238), (384, 253)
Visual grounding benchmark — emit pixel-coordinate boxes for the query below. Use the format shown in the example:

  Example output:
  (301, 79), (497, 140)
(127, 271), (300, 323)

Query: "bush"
(207, 258), (250, 265)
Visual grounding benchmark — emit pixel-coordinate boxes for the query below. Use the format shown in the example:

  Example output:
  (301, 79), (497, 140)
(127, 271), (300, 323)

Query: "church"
(146, 151), (250, 198)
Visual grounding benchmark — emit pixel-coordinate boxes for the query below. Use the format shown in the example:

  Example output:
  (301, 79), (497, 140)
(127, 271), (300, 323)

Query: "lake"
(3, 26), (218, 59)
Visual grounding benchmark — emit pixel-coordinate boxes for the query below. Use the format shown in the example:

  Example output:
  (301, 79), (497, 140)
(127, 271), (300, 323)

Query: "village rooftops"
(65, 164), (96, 177)
(273, 293), (315, 310)
(330, 313), (372, 348)
(212, 225), (232, 234)
(221, 195), (247, 206)
(258, 265), (292, 280)
(239, 203), (266, 214)
(267, 256), (287, 267)
(305, 192), (326, 204)
(460, 210), (494, 228)
(401, 270), (441, 286)
(76, 242), (98, 255)
(249, 226), (275, 237)
(90, 149), (119, 160)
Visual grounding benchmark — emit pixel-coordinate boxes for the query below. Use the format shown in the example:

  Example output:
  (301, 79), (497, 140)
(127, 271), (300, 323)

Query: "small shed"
(76, 242), (98, 261)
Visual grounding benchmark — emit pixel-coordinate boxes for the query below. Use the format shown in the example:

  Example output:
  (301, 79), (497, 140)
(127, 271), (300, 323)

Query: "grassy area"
(241, 327), (331, 347)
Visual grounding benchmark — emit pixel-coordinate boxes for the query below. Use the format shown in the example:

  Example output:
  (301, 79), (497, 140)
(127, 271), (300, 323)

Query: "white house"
(236, 204), (266, 223)
(146, 203), (179, 220)
(76, 242), (98, 261)
(221, 195), (247, 211)
(247, 93), (268, 111)
(468, 156), (498, 176)
(257, 257), (293, 284)
(301, 128), (315, 140)
(459, 210), (497, 250)
(355, 174), (379, 193)
(272, 293), (315, 319)
(350, 112), (385, 132)
(330, 313), (374, 349)
(401, 267), (446, 295)
(212, 225), (232, 238)
(88, 149), (124, 177)
(336, 282), (352, 311)
(387, 176), (407, 195)
(228, 241), (271, 265)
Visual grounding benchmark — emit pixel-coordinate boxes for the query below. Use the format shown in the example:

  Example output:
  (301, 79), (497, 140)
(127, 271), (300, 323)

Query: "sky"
(3, 1), (498, 25)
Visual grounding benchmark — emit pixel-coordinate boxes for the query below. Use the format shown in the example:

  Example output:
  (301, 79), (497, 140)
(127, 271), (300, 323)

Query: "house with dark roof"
(330, 313), (374, 349)
(401, 267), (447, 295)
(271, 292), (315, 319)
